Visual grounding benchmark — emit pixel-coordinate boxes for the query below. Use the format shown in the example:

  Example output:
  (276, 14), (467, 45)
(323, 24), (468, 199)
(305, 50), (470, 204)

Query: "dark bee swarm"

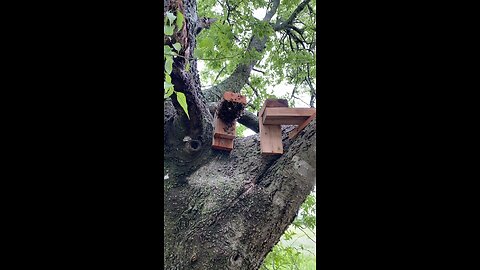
(216, 100), (245, 127)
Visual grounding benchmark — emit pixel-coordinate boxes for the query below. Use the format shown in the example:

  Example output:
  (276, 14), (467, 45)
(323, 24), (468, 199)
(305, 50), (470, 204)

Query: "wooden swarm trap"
(259, 99), (316, 155)
(211, 91), (247, 151)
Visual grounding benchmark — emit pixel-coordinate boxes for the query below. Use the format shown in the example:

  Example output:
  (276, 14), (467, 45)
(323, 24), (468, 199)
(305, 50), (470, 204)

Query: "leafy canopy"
(197, 0), (316, 111)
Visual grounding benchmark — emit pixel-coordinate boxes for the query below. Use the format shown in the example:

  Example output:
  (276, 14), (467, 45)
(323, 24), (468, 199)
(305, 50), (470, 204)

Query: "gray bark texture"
(164, 0), (316, 269)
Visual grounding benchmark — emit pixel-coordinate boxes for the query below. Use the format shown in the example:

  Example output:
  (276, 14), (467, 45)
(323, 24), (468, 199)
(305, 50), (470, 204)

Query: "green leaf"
(164, 86), (174, 99)
(165, 56), (173, 74)
(163, 45), (172, 59)
(172, 42), (181, 52)
(185, 61), (191, 72)
(164, 81), (174, 89)
(166, 12), (176, 25)
(165, 73), (171, 83)
(176, 11), (184, 29)
(236, 123), (247, 137)
(199, 37), (214, 49)
(175, 91), (189, 119)
(164, 25), (174, 35)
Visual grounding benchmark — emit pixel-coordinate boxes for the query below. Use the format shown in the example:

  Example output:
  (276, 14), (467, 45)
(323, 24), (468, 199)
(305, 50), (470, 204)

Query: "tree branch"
(238, 111), (259, 133)
(202, 0), (281, 103)
(263, 0), (280, 22)
(252, 68), (266, 74)
(306, 63), (316, 107)
(163, 0), (217, 181)
(288, 25), (304, 35)
(247, 81), (260, 98)
(273, 0), (311, 31)
(297, 226), (316, 243)
(213, 65), (227, 84)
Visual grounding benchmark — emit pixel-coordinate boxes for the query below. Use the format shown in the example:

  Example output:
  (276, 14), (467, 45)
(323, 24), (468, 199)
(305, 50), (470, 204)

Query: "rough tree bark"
(164, 0), (315, 269)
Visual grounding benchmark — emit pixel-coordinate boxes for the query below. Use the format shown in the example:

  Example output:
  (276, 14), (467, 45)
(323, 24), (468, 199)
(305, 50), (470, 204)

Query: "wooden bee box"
(212, 91), (246, 151)
(259, 99), (316, 155)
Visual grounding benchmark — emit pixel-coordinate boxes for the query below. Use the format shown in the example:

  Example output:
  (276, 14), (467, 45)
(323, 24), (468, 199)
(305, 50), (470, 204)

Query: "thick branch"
(202, 0), (281, 103)
(263, 0), (280, 22)
(203, 64), (254, 102)
(238, 111), (259, 133)
(273, 0), (311, 31)
(164, 0), (215, 181)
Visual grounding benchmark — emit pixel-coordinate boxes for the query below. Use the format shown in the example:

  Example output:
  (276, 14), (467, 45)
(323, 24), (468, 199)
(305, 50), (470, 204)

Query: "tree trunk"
(164, 122), (316, 269)
(164, 0), (316, 269)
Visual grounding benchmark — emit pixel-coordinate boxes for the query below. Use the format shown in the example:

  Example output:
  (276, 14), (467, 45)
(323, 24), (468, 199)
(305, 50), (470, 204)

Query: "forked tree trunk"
(164, 0), (316, 269)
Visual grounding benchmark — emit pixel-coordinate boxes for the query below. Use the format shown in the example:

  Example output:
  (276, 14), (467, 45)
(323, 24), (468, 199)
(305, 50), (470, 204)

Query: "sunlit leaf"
(164, 25), (174, 35)
(172, 42), (181, 52)
(176, 11), (184, 29)
(164, 86), (174, 99)
(175, 91), (189, 119)
(164, 45), (172, 55)
(166, 12), (176, 25)
(165, 56), (173, 74)
(164, 81), (174, 89)
(165, 73), (171, 83)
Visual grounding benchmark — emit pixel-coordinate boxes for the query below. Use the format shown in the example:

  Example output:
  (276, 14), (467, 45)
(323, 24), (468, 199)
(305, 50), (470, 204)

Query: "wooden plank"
(288, 113), (317, 139)
(223, 91), (247, 104)
(263, 108), (316, 119)
(263, 99), (288, 108)
(214, 133), (236, 140)
(259, 109), (283, 155)
(258, 99), (289, 155)
(260, 124), (283, 154)
(212, 114), (236, 150)
(263, 108), (316, 125)
(258, 99), (288, 119)
(212, 137), (234, 151)
(213, 116), (236, 140)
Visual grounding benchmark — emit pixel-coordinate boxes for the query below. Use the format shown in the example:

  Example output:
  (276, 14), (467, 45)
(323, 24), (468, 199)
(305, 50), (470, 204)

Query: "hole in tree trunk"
(230, 251), (243, 266)
(186, 140), (201, 152)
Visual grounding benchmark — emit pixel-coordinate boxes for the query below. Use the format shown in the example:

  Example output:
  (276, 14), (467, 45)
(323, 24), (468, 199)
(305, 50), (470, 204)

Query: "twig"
(306, 63), (316, 107)
(213, 65), (226, 84)
(293, 95), (311, 107)
(297, 226), (316, 243)
(252, 68), (265, 74)
(246, 82), (260, 97)
(291, 84), (298, 99)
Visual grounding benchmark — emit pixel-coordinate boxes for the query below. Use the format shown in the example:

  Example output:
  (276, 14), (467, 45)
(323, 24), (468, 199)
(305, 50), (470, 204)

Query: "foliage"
(196, 0), (316, 111)
(236, 123), (247, 137)
(261, 192), (316, 270)
(164, 11), (190, 119)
